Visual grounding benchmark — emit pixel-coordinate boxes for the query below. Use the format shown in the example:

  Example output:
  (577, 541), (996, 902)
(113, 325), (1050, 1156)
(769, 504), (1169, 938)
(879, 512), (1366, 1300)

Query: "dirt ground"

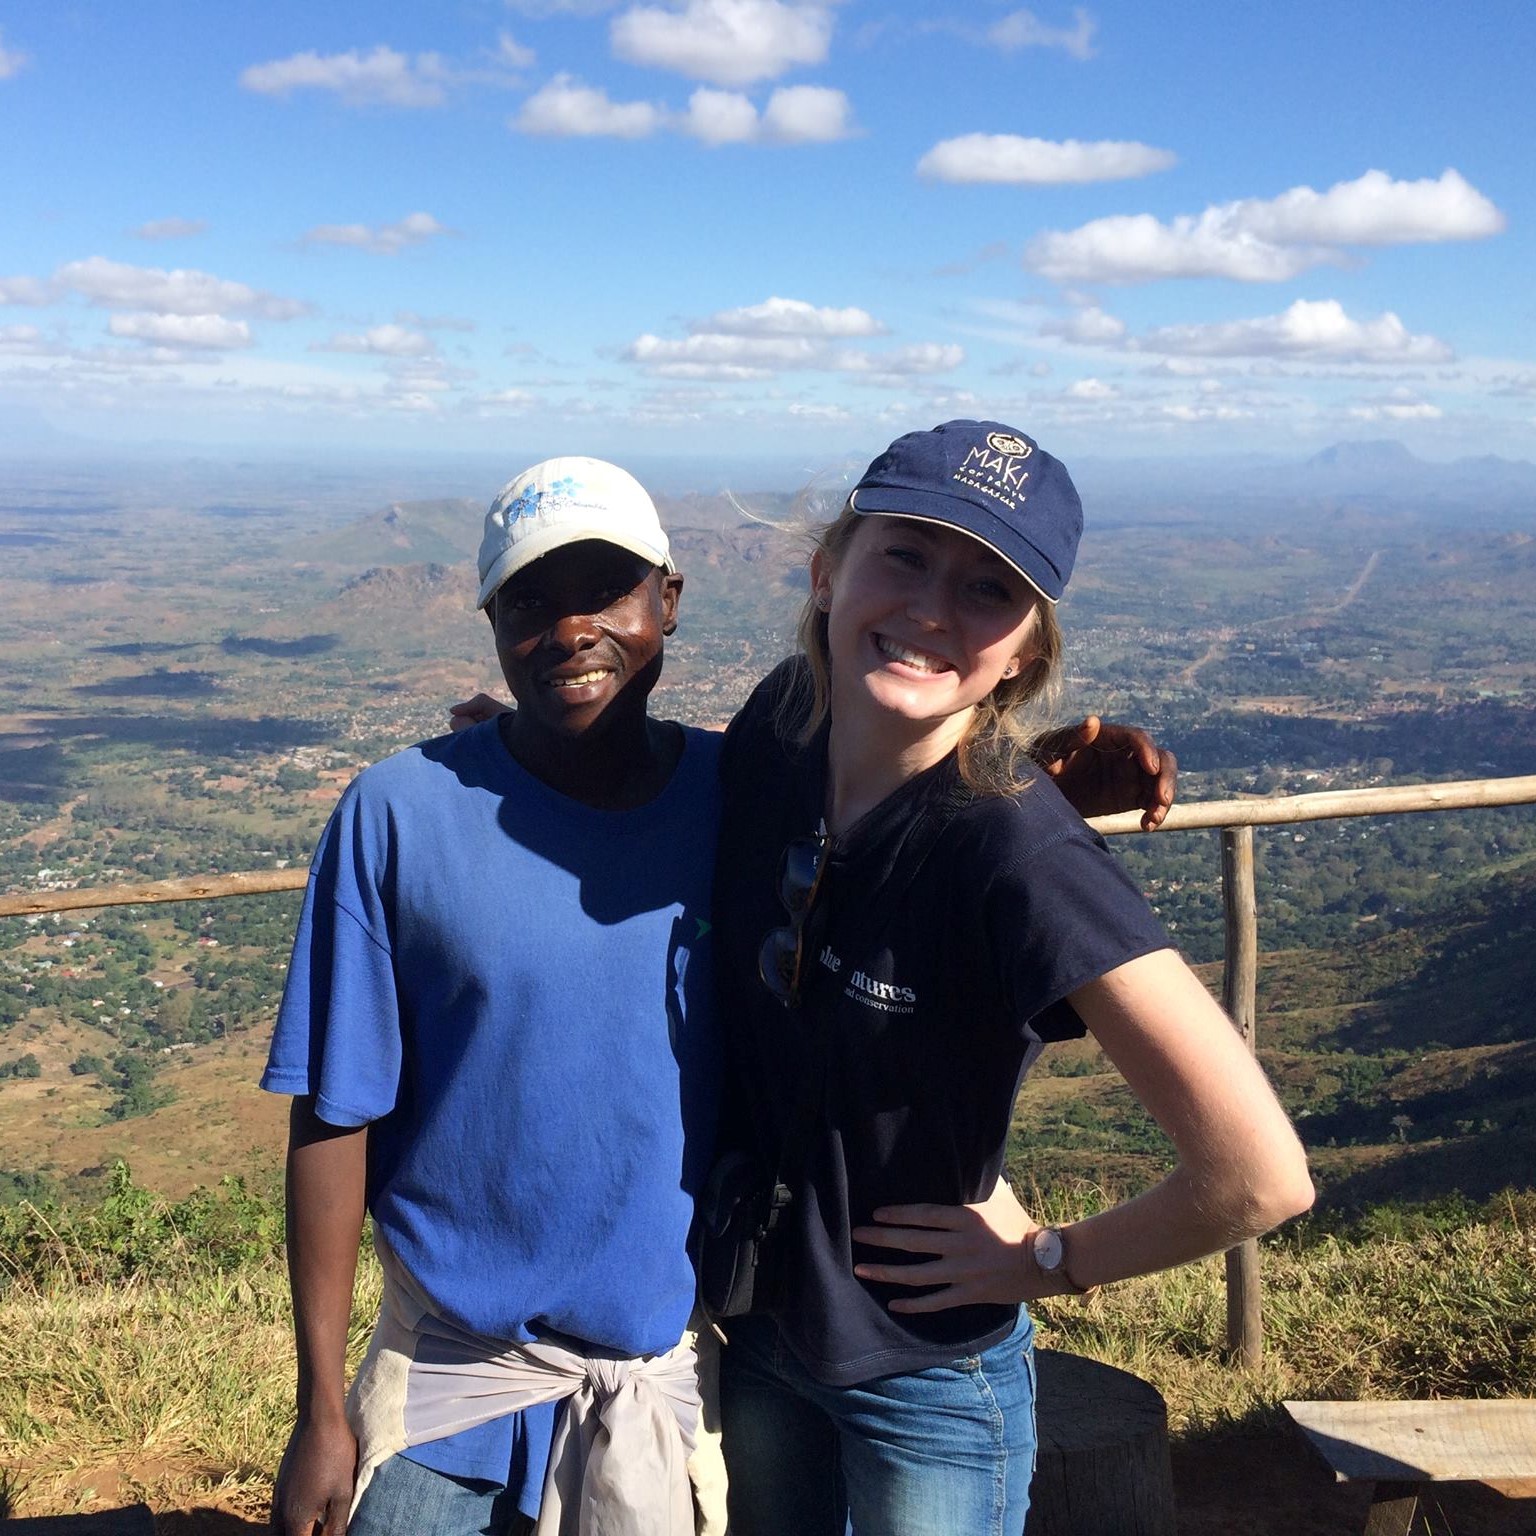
(4, 1429), (1530, 1534)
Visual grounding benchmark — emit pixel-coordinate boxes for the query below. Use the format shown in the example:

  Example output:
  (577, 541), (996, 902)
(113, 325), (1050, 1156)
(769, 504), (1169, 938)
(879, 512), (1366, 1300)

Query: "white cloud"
(1027, 212), (1332, 284)
(387, 391), (443, 413)
(518, 75), (849, 142)
(1135, 299), (1453, 364)
(312, 324), (437, 358)
(475, 388), (541, 414)
(0, 325), (46, 354)
(611, 0), (833, 86)
(761, 85), (852, 142)
(514, 74), (663, 136)
(988, 8), (1096, 59)
(1040, 305), (1126, 344)
(700, 296), (883, 337)
(302, 211), (450, 254)
(0, 28), (29, 79)
(917, 134), (1173, 185)
(131, 218), (207, 241)
(1348, 401), (1443, 422)
(0, 275), (52, 306)
(1348, 386), (1444, 422)
(626, 332), (820, 371)
(55, 258), (308, 319)
(108, 313), (253, 350)
(833, 343), (963, 375)
(1066, 376), (1117, 400)
(786, 401), (854, 422)
(625, 323), (959, 380)
(1026, 168), (1506, 284)
(679, 83), (852, 142)
(398, 310), (476, 333)
(1238, 169), (1505, 246)
(496, 31), (538, 70)
(240, 46), (451, 108)
(682, 88), (761, 143)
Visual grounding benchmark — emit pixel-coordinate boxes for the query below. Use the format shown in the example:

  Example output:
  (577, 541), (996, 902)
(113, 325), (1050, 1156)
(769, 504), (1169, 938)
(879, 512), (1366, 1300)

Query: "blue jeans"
(719, 1309), (1037, 1536)
(350, 1452), (535, 1536)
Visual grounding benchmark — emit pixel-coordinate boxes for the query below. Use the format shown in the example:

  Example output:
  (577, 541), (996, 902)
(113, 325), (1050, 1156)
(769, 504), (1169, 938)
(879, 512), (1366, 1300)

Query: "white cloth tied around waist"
(348, 1238), (700, 1536)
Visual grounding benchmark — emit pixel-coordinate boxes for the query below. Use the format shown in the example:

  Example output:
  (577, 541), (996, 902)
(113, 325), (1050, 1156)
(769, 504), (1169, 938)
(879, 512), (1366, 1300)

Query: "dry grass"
(1, 1180), (1532, 1523)
(1033, 1192), (1536, 1436)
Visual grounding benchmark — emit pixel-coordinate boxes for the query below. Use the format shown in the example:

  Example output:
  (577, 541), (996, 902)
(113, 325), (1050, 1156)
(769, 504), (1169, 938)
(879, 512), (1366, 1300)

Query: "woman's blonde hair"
(781, 502), (1064, 796)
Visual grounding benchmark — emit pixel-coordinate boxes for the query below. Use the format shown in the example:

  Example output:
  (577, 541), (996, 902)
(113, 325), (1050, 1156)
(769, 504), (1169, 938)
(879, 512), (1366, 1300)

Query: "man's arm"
(272, 1097), (368, 1536)
(1035, 716), (1178, 831)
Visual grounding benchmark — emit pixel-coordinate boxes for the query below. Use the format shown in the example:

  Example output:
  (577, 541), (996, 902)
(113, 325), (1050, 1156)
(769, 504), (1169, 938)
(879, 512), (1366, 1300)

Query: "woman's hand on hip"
(851, 1178), (1066, 1311)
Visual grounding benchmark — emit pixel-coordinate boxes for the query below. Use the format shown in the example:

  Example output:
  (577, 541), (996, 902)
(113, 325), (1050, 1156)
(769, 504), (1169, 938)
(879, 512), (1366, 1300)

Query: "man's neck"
(498, 711), (684, 811)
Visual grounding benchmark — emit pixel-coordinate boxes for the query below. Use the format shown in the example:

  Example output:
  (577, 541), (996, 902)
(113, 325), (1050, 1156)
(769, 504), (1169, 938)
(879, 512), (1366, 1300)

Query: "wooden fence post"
(1220, 825), (1262, 1371)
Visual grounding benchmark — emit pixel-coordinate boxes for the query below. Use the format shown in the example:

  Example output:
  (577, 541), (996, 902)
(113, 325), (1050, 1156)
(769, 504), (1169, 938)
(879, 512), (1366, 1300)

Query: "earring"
(815, 594), (830, 611)
(1003, 661), (1018, 678)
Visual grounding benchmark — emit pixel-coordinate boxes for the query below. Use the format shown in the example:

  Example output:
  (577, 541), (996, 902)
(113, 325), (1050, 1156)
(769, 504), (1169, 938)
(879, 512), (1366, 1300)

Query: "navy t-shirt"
(264, 719), (722, 1492)
(714, 662), (1170, 1386)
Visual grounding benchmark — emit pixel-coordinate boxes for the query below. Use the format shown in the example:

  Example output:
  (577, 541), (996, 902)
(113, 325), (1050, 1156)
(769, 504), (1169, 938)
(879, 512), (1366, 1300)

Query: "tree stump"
(1026, 1350), (1177, 1536)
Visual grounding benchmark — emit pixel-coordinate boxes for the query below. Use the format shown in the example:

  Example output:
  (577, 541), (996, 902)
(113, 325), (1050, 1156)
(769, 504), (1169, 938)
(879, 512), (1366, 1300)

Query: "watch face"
(1033, 1227), (1064, 1273)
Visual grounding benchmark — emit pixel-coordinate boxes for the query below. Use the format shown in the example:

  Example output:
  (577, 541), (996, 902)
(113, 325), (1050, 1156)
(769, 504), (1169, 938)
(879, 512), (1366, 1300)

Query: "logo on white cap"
(476, 456), (673, 610)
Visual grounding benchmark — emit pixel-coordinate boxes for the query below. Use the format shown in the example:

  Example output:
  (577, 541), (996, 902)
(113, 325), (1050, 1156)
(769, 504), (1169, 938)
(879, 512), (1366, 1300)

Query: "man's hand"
(272, 1412), (357, 1535)
(1037, 716), (1177, 831)
(449, 692), (511, 733)
(850, 1179), (1072, 1312)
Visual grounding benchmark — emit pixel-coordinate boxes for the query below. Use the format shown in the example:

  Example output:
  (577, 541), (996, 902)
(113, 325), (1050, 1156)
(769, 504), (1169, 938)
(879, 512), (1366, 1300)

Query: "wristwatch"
(1031, 1226), (1089, 1294)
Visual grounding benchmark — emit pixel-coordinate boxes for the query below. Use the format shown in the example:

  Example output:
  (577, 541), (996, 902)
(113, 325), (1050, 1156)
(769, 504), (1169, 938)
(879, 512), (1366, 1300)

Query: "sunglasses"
(757, 825), (828, 1008)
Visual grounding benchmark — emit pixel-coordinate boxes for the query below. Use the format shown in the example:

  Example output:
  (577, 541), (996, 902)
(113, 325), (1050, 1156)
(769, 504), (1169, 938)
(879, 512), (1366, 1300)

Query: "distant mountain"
(293, 498), (480, 569)
(1081, 441), (1536, 518)
(1306, 439), (1420, 474)
(1304, 440), (1536, 500)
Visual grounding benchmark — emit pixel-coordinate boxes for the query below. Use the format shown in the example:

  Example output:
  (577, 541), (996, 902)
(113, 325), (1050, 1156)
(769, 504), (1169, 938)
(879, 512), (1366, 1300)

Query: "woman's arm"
(852, 948), (1313, 1310)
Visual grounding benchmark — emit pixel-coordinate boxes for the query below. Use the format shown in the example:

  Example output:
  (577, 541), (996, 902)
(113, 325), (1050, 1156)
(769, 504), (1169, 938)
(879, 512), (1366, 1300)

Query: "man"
(265, 458), (722, 1536)
(264, 456), (1176, 1535)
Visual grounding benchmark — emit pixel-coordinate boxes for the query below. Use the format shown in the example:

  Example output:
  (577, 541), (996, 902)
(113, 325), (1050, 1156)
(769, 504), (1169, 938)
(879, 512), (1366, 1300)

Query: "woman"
(707, 420), (1313, 1536)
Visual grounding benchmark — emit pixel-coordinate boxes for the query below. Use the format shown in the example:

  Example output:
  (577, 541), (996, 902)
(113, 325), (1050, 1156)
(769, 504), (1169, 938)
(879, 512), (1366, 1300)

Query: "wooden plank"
(6, 774), (1535, 919)
(1284, 1399), (1536, 1484)
(0, 867), (308, 917)
(1087, 772), (1536, 836)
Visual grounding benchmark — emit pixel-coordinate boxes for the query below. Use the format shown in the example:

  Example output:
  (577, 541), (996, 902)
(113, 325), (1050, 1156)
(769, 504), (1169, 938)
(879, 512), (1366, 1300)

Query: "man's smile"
(545, 667), (614, 689)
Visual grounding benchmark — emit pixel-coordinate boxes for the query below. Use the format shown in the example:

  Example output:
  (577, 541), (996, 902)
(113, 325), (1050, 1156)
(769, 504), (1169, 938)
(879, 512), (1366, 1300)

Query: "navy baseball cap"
(849, 420), (1082, 603)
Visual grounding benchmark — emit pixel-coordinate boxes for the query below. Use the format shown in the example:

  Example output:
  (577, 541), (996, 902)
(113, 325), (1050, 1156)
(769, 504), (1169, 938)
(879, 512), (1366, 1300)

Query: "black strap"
(767, 778), (972, 1198)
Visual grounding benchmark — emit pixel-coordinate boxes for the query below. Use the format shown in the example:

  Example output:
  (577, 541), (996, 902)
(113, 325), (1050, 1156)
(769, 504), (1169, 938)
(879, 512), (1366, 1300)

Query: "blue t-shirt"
(263, 718), (722, 1493)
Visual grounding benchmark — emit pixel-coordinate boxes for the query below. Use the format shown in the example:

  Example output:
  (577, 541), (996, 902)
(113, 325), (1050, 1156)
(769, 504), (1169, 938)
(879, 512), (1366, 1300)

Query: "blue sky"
(2, 0), (1533, 468)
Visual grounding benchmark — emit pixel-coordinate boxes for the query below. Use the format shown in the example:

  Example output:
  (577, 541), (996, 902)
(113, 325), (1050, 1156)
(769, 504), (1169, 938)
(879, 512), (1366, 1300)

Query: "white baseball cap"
(476, 456), (674, 610)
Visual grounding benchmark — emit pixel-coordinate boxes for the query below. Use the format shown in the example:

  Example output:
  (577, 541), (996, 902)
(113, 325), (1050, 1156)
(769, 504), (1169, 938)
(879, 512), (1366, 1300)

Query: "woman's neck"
(823, 693), (972, 833)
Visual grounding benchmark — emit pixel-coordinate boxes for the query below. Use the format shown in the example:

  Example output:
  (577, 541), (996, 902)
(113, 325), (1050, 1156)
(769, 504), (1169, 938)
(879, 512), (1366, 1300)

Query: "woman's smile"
(871, 633), (953, 675)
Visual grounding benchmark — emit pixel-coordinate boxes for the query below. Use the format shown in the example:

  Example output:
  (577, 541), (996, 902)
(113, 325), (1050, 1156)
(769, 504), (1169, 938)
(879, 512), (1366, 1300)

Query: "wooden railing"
(4, 772), (1535, 1369)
